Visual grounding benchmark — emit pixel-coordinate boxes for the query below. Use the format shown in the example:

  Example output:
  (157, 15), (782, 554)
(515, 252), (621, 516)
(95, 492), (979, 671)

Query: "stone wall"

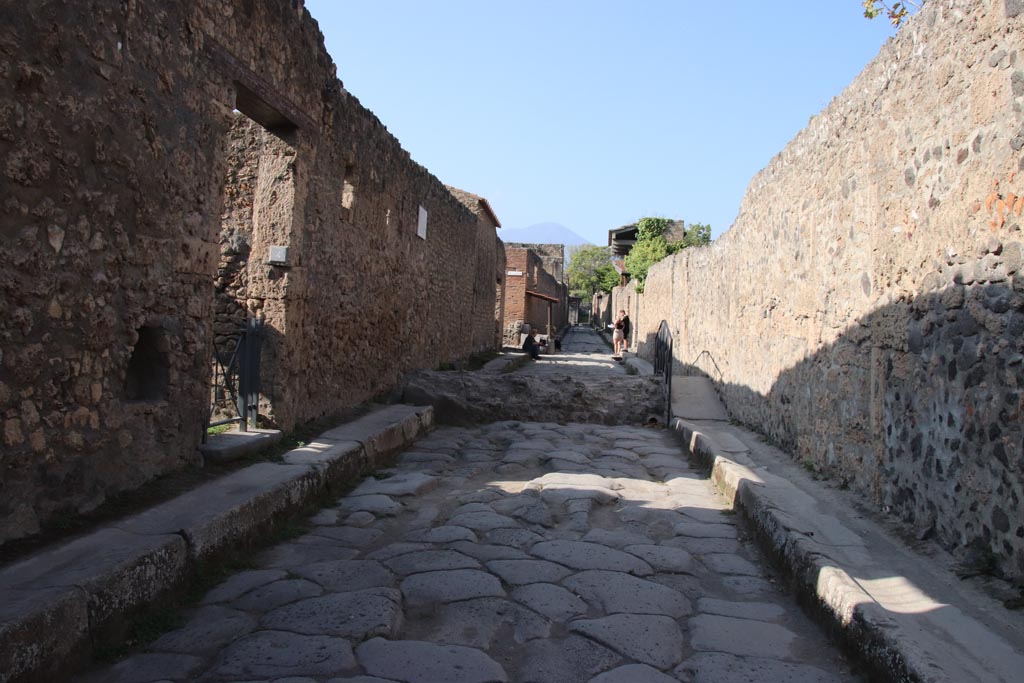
(0, 0), (501, 545)
(631, 0), (1024, 580)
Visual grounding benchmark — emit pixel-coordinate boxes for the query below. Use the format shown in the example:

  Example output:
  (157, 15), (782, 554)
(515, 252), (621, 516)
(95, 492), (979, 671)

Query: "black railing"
(206, 316), (263, 439)
(654, 320), (673, 426)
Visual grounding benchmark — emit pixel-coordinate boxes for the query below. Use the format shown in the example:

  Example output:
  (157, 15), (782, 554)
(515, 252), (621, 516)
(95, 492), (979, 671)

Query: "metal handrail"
(691, 349), (723, 382)
(654, 320), (673, 426)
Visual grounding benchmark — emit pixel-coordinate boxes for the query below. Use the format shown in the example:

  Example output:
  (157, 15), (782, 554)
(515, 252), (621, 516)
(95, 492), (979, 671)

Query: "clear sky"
(304, 1), (898, 243)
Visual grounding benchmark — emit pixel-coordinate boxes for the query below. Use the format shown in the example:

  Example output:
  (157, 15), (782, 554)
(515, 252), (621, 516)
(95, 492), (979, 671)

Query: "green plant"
(623, 235), (671, 293)
(206, 423), (234, 436)
(636, 217), (670, 241)
(567, 244), (619, 298)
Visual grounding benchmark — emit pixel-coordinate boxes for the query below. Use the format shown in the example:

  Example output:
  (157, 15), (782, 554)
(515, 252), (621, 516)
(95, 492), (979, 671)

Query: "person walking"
(619, 310), (631, 352)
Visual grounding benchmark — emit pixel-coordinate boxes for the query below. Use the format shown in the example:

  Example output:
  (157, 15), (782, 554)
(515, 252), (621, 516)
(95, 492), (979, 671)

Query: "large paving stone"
(419, 597), (551, 648)
(689, 614), (796, 659)
(291, 560), (394, 592)
(581, 529), (652, 548)
(675, 652), (836, 683)
(338, 495), (404, 517)
(510, 582), (589, 622)
(569, 614), (684, 669)
(530, 541), (654, 575)
(384, 550), (481, 575)
(260, 589), (403, 639)
(405, 525), (478, 543)
(356, 637), (508, 683)
(259, 542), (358, 568)
(232, 579), (324, 612)
(308, 525), (384, 548)
(200, 569), (287, 604)
(673, 522), (738, 539)
(564, 570), (691, 618)
(446, 511), (520, 531)
(401, 569), (504, 605)
(484, 528), (544, 549)
(486, 559), (573, 585)
(365, 542), (433, 560)
(512, 634), (621, 683)
(149, 605), (256, 655)
(351, 472), (438, 497)
(623, 544), (695, 573)
(447, 541), (529, 561)
(700, 553), (762, 576)
(76, 652), (203, 683)
(589, 663), (680, 683)
(208, 630), (356, 678)
(696, 598), (786, 622)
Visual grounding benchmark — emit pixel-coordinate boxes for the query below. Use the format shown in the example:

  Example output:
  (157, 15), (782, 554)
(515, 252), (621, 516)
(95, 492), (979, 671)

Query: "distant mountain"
(499, 222), (591, 248)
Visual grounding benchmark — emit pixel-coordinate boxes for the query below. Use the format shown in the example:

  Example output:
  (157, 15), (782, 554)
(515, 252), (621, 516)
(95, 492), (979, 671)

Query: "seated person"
(522, 329), (542, 360)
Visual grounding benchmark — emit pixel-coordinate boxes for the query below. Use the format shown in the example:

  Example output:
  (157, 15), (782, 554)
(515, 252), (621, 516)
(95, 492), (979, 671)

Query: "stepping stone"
(401, 569), (504, 605)
(530, 540), (654, 575)
(623, 544), (695, 573)
(675, 652), (836, 683)
(384, 549), (481, 575)
(590, 663), (680, 683)
(510, 583), (589, 622)
(309, 525), (383, 548)
(201, 569), (287, 604)
(352, 472), (438, 497)
(423, 597), (551, 648)
(526, 472), (621, 491)
(209, 630), (356, 678)
(406, 525), (478, 543)
(261, 589), (403, 639)
(512, 634), (620, 683)
(232, 579), (324, 612)
(338, 494), (404, 516)
(689, 614), (797, 659)
(696, 598), (787, 622)
(701, 553), (762, 576)
(485, 528), (544, 549)
(291, 560), (394, 592)
(582, 529), (651, 548)
(149, 605), (256, 655)
(447, 541), (529, 561)
(447, 511), (520, 531)
(356, 637), (508, 683)
(569, 614), (684, 669)
(486, 559), (573, 585)
(673, 522), (738, 539)
(564, 570), (691, 618)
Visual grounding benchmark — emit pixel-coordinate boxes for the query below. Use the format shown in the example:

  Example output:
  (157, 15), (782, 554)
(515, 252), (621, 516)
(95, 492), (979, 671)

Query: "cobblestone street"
(78, 332), (861, 683)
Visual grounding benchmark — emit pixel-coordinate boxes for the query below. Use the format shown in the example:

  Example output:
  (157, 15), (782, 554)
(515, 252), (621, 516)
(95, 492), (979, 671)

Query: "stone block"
(319, 405), (433, 465)
(199, 428), (283, 464)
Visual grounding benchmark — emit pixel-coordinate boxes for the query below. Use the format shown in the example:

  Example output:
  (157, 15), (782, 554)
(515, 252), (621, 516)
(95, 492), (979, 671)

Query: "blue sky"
(305, 1), (898, 243)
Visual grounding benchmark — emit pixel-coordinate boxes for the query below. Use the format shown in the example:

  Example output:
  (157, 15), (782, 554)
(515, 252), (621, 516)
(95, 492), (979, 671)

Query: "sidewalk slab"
(670, 376), (730, 421)
(622, 353), (654, 376)
(199, 428), (283, 464)
(0, 404), (433, 683)
(672, 417), (1024, 683)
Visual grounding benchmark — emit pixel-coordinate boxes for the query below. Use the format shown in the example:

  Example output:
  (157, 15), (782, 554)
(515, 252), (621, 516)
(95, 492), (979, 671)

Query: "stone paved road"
(79, 420), (862, 682)
(78, 331), (860, 682)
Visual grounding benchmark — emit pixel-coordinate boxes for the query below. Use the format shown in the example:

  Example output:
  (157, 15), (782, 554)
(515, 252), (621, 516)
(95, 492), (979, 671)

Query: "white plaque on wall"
(417, 205), (428, 240)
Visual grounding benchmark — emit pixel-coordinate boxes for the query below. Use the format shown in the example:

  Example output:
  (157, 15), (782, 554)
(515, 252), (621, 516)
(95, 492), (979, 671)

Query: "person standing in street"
(619, 310), (631, 353)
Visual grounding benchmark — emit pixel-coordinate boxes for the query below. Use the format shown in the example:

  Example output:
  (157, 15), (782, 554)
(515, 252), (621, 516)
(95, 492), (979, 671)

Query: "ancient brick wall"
(633, 0), (1024, 579)
(0, 0), (499, 544)
(502, 245), (568, 343)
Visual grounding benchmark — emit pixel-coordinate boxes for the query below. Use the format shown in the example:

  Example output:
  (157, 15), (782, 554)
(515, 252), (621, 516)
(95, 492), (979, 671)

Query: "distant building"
(501, 244), (568, 345)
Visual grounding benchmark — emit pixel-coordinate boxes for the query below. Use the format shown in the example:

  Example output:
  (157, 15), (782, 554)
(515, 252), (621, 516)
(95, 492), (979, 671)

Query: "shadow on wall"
(676, 281), (1023, 581)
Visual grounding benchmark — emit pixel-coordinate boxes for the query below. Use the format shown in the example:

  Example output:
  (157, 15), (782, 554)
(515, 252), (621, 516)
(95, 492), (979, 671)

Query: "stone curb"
(621, 353), (654, 376)
(198, 427), (283, 464)
(0, 404), (433, 683)
(670, 417), (1022, 683)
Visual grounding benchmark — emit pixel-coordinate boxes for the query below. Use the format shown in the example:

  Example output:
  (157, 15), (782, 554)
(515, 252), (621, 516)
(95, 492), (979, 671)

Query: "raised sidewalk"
(670, 376), (1024, 683)
(0, 404), (433, 683)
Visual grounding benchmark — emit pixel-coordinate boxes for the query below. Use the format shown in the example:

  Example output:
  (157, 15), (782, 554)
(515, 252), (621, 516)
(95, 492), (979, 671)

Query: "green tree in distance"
(862, 0), (922, 27)
(567, 244), (619, 298)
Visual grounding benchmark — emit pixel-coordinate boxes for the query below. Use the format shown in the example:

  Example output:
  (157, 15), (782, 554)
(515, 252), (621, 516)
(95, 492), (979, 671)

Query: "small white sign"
(268, 245), (289, 266)
(416, 205), (428, 240)
(507, 270), (523, 276)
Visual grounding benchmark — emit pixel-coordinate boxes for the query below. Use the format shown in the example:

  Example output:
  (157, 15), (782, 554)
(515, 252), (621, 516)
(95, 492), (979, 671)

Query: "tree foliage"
(567, 244), (618, 297)
(623, 218), (712, 293)
(862, 0), (922, 27)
